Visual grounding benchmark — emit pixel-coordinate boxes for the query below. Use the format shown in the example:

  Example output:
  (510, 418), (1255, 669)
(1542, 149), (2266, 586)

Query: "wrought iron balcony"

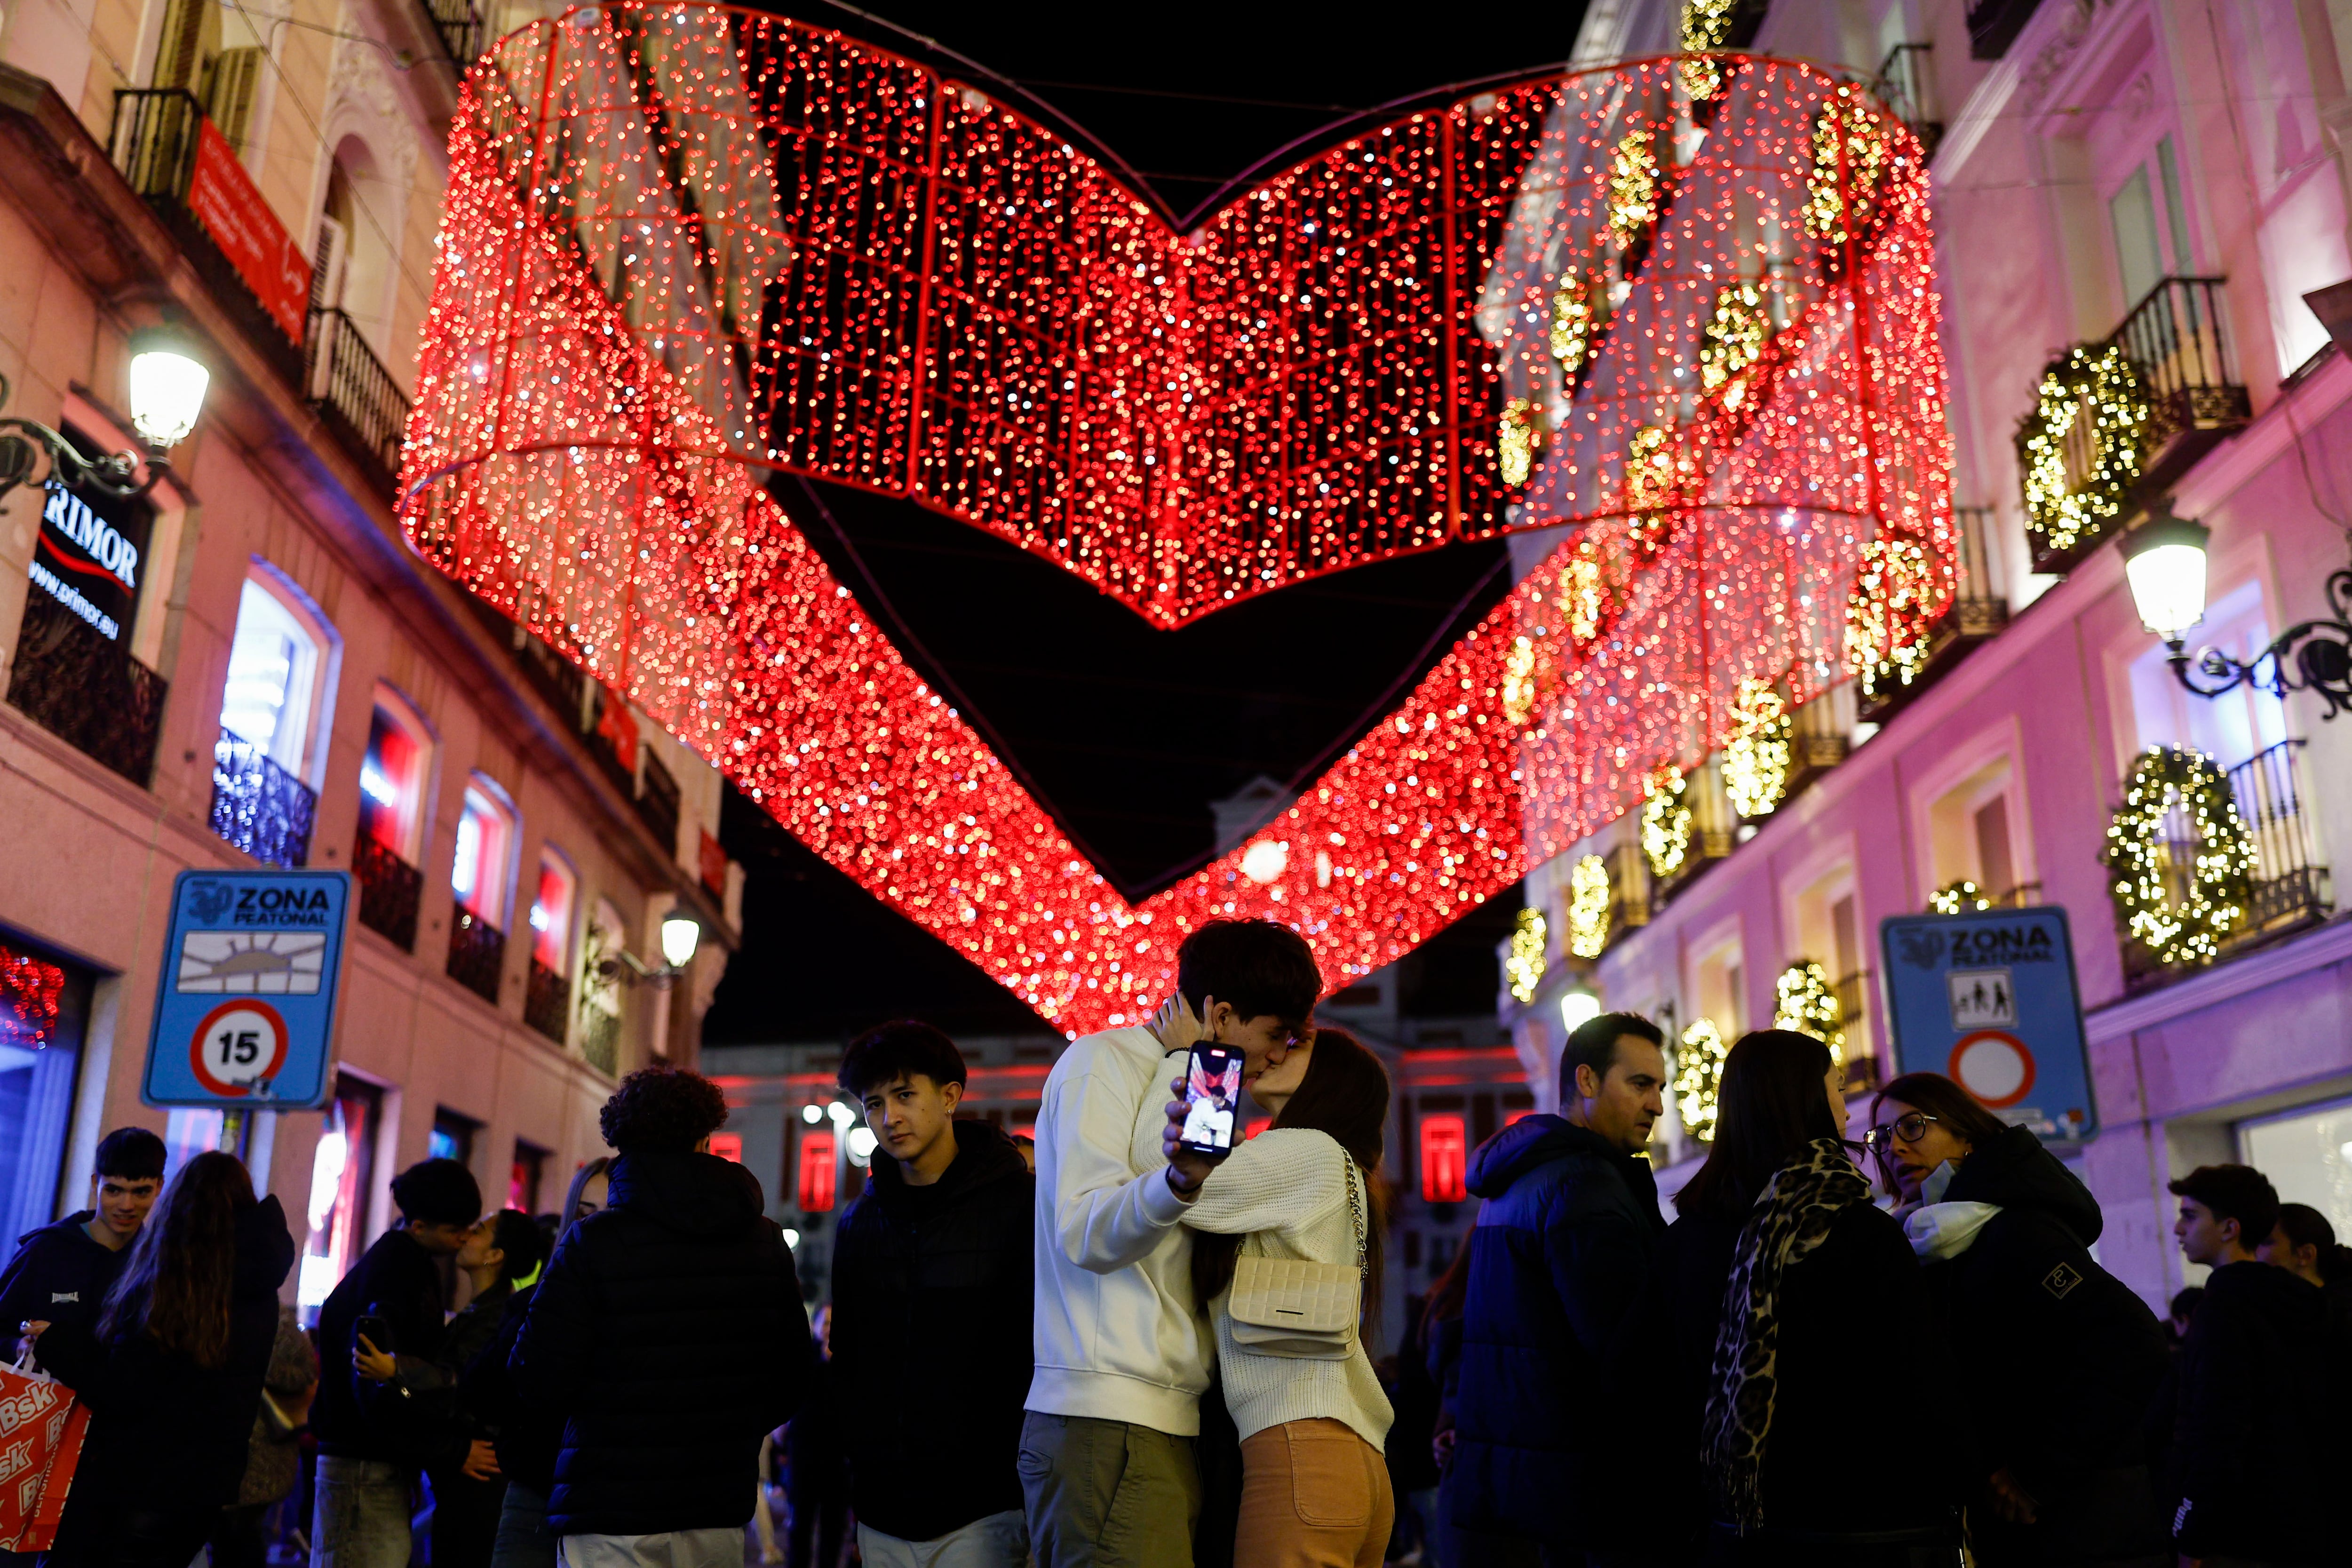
(209, 728), (317, 868)
(638, 752), (681, 856)
(2027, 278), (2249, 573)
(107, 90), (302, 382)
(580, 1004), (621, 1075)
(447, 908), (505, 1004)
(1876, 43), (1941, 159)
(7, 591), (167, 785)
(1861, 505), (2012, 720)
(2121, 739), (2331, 980)
(307, 309), (412, 498)
(525, 957), (569, 1044)
(353, 835), (423, 950)
(419, 0), (488, 68)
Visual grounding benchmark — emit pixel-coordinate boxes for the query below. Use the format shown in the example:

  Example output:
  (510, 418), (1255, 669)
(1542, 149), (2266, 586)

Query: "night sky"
(703, 1), (1590, 1045)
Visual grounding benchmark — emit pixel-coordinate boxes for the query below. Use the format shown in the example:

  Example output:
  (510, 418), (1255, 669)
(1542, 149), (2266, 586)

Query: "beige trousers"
(1233, 1418), (1393, 1568)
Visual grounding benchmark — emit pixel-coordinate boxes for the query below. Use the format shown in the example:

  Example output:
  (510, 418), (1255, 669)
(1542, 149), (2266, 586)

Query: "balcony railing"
(1862, 506), (2014, 720)
(7, 592), (167, 786)
(307, 308), (412, 496)
(353, 835), (423, 950)
(1876, 43), (1941, 159)
(2027, 277), (2250, 572)
(447, 908), (505, 1004)
(580, 1004), (621, 1075)
(209, 728), (317, 868)
(525, 958), (570, 1043)
(108, 90), (302, 381)
(638, 752), (681, 855)
(420, 0), (488, 68)
(2122, 740), (2331, 979)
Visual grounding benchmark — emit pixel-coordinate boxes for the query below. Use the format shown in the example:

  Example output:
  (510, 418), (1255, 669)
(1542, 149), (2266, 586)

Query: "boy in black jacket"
(310, 1158), (482, 1568)
(0, 1126), (164, 1345)
(830, 1022), (1034, 1568)
(510, 1064), (809, 1568)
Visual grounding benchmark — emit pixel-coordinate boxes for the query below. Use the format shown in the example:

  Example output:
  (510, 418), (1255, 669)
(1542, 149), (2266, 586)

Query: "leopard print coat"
(1699, 1136), (1871, 1534)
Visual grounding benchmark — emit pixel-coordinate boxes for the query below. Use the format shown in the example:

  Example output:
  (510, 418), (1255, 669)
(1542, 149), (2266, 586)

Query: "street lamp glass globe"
(1560, 989), (1602, 1032)
(660, 913), (701, 968)
(800, 1104), (823, 1125)
(2122, 510), (2211, 644)
(126, 330), (208, 448)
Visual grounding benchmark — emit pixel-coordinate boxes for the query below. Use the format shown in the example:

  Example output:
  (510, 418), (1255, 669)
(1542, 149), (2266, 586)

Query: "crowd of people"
(2, 918), (2347, 1568)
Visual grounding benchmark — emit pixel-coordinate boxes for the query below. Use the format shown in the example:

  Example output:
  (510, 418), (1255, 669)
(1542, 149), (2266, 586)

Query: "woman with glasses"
(1866, 1073), (2169, 1567)
(1650, 1031), (1961, 1567)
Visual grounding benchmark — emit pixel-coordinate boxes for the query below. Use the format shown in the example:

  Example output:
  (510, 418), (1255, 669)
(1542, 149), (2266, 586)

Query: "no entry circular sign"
(1949, 1029), (2038, 1108)
(189, 998), (289, 1096)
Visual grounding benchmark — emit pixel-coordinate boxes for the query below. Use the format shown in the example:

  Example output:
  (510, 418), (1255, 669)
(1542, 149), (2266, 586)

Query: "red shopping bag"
(0, 1357), (90, 1552)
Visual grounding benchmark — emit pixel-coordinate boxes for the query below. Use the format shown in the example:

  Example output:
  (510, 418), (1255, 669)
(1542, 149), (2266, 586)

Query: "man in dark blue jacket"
(0, 1126), (165, 1345)
(1440, 1011), (1666, 1568)
(511, 1063), (810, 1568)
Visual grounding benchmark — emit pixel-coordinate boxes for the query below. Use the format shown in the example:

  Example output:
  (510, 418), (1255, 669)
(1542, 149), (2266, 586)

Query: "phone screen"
(1180, 1043), (1245, 1155)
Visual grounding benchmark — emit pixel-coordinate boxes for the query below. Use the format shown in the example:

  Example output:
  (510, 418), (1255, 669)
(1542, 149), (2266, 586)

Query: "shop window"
(429, 1107), (478, 1167)
(509, 1140), (548, 1213)
(451, 781), (516, 928)
(796, 1130), (837, 1212)
(1420, 1114), (1467, 1203)
(530, 852), (576, 971)
(0, 939), (88, 1246)
(298, 1074), (381, 1316)
(219, 573), (335, 779)
(359, 697), (429, 860)
(2240, 1097), (2352, 1249)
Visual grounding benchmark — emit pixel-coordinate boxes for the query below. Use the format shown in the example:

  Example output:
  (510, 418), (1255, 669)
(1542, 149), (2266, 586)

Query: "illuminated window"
(1420, 1114), (1467, 1204)
(219, 575), (327, 776)
(530, 851), (577, 971)
(796, 1129), (837, 1211)
(429, 1106), (477, 1166)
(510, 1140), (548, 1212)
(359, 696), (429, 859)
(452, 781), (516, 927)
(0, 939), (81, 1246)
(298, 1074), (380, 1319)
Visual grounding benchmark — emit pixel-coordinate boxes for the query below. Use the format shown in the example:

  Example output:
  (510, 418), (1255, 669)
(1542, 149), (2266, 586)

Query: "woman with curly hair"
(34, 1150), (294, 1568)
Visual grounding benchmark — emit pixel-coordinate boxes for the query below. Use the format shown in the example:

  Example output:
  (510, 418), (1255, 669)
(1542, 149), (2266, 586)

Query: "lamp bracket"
(0, 373), (165, 506)
(597, 949), (682, 989)
(2169, 565), (2352, 721)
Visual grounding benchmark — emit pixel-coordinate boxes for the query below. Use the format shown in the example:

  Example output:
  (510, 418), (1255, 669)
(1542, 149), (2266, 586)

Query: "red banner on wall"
(186, 119), (310, 344)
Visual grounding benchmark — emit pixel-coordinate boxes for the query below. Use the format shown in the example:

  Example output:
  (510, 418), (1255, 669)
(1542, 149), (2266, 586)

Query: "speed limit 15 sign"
(143, 869), (352, 1110)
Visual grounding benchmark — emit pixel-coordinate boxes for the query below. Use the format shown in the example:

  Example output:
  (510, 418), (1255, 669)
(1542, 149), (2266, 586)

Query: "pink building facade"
(1507, 0), (2352, 1309)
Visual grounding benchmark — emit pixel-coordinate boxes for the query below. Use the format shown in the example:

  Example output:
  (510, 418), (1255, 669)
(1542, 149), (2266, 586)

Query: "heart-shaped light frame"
(399, 6), (1950, 1032)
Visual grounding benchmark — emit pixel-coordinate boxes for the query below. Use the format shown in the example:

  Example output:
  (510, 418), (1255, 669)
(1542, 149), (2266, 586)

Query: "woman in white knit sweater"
(1160, 1025), (1395, 1568)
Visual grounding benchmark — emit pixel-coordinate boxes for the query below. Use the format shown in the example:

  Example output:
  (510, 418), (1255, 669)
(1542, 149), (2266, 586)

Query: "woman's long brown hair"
(97, 1150), (254, 1369)
(1191, 1027), (1391, 1329)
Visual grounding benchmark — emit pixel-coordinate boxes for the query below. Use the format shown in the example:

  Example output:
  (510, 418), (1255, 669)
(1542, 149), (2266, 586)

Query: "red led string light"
(400, 8), (1948, 1033)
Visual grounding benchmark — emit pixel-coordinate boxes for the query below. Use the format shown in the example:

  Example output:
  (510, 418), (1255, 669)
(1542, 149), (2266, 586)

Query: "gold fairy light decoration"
(1507, 906), (1549, 1003)
(1774, 959), (1844, 1066)
(1675, 1017), (1728, 1139)
(1568, 853), (1611, 958)
(1721, 679), (1791, 819)
(1641, 766), (1692, 879)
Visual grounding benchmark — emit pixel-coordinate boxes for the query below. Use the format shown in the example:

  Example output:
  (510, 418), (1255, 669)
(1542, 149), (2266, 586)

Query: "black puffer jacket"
(37, 1196), (295, 1559)
(1923, 1126), (2169, 1564)
(831, 1121), (1032, 1542)
(1439, 1115), (1664, 1550)
(510, 1150), (811, 1536)
(2168, 1259), (2346, 1562)
(311, 1226), (450, 1463)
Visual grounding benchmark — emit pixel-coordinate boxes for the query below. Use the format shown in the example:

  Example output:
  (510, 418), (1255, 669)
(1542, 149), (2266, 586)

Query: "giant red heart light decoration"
(398, 7), (1950, 1033)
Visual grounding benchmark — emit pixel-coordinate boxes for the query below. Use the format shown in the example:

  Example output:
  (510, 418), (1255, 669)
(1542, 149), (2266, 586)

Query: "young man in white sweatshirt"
(1020, 917), (1323, 1568)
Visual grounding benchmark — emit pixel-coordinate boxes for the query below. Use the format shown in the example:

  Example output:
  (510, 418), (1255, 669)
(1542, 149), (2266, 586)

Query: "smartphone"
(353, 1312), (392, 1354)
(1179, 1043), (1245, 1156)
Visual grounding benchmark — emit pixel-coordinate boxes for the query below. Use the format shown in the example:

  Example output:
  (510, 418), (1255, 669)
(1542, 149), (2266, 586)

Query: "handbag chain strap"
(1345, 1154), (1367, 1282)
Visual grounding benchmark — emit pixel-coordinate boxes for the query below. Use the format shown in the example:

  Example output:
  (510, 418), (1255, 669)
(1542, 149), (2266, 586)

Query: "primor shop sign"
(31, 453), (152, 643)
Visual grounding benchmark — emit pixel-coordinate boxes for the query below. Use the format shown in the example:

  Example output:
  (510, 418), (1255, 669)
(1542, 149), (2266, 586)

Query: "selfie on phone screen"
(1180, 1045), (1243, 1154)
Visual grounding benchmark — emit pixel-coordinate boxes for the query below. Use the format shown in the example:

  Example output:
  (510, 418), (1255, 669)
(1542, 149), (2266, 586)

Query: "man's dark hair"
(390, 1158), (482, 1226)
(2168, 1162), (2280, 1245)
(838, 1020), (967, 1098)
(1175, 919), (1321, 1027)
(600, 1063), (729, 1153)
(1557, 1011), (1663, 1098)
(94, 1127), (166, 1182)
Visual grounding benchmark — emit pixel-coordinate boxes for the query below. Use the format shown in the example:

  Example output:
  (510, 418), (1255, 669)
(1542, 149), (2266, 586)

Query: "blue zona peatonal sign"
(143, 868), (353, 1110)
(1878, 904), (2097, 1143)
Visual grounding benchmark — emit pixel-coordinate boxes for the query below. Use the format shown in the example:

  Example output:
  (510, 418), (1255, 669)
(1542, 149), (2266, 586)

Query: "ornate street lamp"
(597, 910), (704, 989)
(0, 326), (208, 503)
(2124, 502), (2352, 719)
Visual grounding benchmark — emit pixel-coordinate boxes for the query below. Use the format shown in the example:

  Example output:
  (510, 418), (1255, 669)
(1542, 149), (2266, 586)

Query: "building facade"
(0, 0), (737, 1302)
(1507, 0), (2352, 1310)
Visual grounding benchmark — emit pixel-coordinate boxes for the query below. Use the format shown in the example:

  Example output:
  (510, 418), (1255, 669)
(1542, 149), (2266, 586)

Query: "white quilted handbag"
(1226, 1155), (1365, 1360)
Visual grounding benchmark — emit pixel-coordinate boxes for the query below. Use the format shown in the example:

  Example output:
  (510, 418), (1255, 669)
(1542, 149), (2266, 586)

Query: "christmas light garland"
(1722, 679), (1792, 819)
(2019, 344), (2154, 556)
(1567, 853), (1611, 958)
(1929, 879), (1993, 914)
(1774, 959), (1844, 1065)
(1506, 907), (1548, 1003)
(398, 12), (1949, 1032)
(1675, 1016), (1728, 1139)
(1641, 767), (1693, 881)
(2103, 746), (2257, 967)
